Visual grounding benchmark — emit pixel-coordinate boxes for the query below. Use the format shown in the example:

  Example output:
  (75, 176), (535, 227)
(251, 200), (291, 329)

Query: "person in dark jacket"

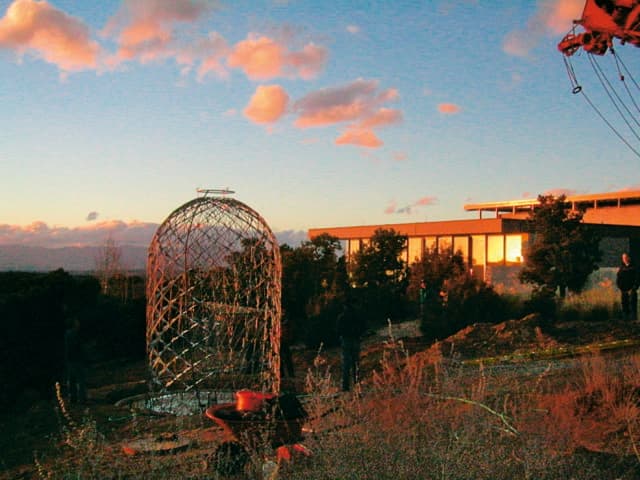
(64, 316), (87, 403)
(280, 312), (295, 379)
(616, 252), (638, 320)
(336, 298), (366, 391)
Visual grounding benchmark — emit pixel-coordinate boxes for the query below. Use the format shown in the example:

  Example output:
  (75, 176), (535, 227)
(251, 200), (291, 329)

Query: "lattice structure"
(146, 192), (281, 393)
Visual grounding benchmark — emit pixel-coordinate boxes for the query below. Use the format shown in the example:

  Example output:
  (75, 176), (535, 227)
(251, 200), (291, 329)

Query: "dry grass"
(14, 317), (640, 479)
(285, 338), (640, 480)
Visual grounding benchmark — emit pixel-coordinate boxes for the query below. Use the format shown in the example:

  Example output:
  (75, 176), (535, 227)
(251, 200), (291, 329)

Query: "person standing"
(336, 298), (366, 392)
(280, 312), (295, 379)
(64, 316), (87, 404)
(616, 252), (638, 321)
(419, 280), (427, 317)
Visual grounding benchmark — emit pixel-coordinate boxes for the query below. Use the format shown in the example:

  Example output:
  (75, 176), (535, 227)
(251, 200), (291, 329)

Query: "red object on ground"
(276, 445), (292, 462)
(235, 389), (276, 411)
(205, 403), (305, 448)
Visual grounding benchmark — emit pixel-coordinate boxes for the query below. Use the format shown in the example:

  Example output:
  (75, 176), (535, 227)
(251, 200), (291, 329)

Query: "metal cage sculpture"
(146, 191), (281, 393)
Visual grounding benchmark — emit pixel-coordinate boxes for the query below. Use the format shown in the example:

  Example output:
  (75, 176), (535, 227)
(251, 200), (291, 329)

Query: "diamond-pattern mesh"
(146, 196), (281, 393)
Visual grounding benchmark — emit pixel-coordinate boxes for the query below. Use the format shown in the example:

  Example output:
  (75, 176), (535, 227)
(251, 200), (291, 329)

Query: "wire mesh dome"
(146, 192), (281, 393)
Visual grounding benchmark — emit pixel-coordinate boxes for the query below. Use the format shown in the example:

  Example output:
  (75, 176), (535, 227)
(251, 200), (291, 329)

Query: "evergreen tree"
(280, 234), (343, 347)
(352, 228), (409, 324)
(519, 194), (602, 298)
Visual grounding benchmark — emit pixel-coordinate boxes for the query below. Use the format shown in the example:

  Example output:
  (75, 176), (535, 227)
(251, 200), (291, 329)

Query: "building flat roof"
(308, 190), (640, 241)
(464, 190), (640, 215)
(308, 218), (527, 240)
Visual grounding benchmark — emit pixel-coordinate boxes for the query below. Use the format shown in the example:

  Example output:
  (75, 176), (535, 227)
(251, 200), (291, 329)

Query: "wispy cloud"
(335, 129), (382, 148)
(293, 79), (387, 126)
(393, 151), (407, 162)
(503, 0), (584, 57)
(385, 195), (438, 214)
(179, 31), (230, 80)
(0, 220), (159, 247)
(0, 1), (402, 149)
(244, 84), (290, 124)
(0, 0), (330, 83)
(103, 0), (215, 64)
(228, 34), (327, 80)
(543, 187), (578, 197)
(293, 78), (402, 148)
(437, 103), (461, 114)
(384, 200), (397, 214)
(0, 220), (308, 249)
(0, 0), (100, 72)
(346, 24), (360, 34)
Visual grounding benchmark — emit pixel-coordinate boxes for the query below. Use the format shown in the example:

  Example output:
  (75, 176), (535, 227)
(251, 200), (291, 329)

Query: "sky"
(2, 0), (640, 249)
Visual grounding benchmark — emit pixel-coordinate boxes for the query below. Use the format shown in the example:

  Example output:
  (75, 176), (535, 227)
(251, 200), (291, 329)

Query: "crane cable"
(562, 54), (640, 159)
(588, 52), (640, 133)
(611, 48), (640, 114)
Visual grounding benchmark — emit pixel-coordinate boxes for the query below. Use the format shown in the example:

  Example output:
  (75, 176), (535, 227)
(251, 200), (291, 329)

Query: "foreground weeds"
(288, 337), (640, 479)
(28, 335), (640, 479)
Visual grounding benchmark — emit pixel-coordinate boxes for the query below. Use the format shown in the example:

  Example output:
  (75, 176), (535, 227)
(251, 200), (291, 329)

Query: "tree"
(280, 234), (344, 347)
(519, 194), (602, 298)
(307, 233), (344, 309)
(408, 247), (466, 303)
(94, 236), (123, 296)
(352, 228), (409, 324)
(281, 234), (343, 318)
(280, 243), (315, 321)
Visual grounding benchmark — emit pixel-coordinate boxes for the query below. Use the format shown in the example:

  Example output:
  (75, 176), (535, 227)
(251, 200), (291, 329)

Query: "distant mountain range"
(0, 230), (309, 273)
(0, 244), (148, 273)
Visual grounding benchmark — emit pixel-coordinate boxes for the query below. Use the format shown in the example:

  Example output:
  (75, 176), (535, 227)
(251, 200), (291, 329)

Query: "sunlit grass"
(29, 287), (640, 479)
(560, 281), (620, 321)
(32, 336), (640, 479)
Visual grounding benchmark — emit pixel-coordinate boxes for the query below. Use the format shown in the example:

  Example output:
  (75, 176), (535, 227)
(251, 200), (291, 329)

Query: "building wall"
(346, 231), (528, 283)
(500, 206), (640, 226)
(599, 237), (629, 267)
(312, 215), (640, 289)
(583, 205), (640, 226)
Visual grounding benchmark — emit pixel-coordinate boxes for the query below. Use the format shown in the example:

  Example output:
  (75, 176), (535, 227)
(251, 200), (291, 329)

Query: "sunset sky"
(2, 0), (640, 248)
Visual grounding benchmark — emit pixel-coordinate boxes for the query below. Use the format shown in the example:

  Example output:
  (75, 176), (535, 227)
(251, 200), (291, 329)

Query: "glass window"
(505, 235), (522, 263)
(472, 235), (485, 266)
(425, 236), (437, 252)
(438, 236), (452, 253)
(487, 235), (504, 263)
(348, 239), (361, 258)
(408, 237), (423, 264)
(453, 236), (469, 262)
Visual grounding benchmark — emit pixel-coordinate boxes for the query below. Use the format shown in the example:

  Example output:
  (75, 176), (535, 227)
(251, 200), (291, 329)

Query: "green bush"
(445, 275), (511, 329)
(420, 275), (516, 341)
(419, 300), (447, 341)
(582, 305), (611, 323)
(558, 305), (581, 323)
(302, 299), (341, 349)
(523, 288), (557, 323)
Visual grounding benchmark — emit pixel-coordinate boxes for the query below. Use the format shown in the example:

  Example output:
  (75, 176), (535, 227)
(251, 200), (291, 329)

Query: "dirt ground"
(2, 316), (640, 479)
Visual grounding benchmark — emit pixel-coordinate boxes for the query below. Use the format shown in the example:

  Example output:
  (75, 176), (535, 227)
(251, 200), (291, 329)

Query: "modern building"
(308, 190), (640, 289)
